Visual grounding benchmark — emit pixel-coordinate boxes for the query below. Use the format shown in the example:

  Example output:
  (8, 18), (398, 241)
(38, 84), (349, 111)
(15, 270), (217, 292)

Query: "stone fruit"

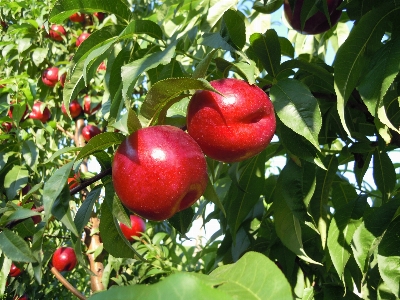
(69, 12), (85, 23)
(49, 24), (66, 41)
(42, 67), (59, 87)
(83, 95), (101, 115)
(51, 247), (77, 272)
(59, 73), (66, 87)
(82, 124), (101, 142)
(112, 125), (208, 221)
(61, 99), (82, 119)
(93, 12), (105, 22)
(119, 215), (146, 242)
(76, 32), (90, 47)
(284, 0), (343, 35)
(187, 78), (276, 162)
(9, 264), (22, 277)
(29, 101), (51, 123)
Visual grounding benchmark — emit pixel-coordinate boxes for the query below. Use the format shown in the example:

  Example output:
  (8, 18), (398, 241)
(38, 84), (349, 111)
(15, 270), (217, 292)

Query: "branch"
(70, 167), (112, 195)
(49, 264), (87, 300)
(56, 123), (75, 139)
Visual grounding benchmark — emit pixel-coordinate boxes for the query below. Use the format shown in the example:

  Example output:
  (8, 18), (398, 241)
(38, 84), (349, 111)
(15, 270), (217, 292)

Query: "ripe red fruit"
(1, 122), (12, 132)
(42, 67), (59, 87)
(8, 104), (29, 122)
(112, 125), (208, 221)
(97, 61), (106, 72)
(30, 205), (41, 225)
(68, 176), (79, 190)
(93, 12), (105, 22)
(284, 0), (343, 35)
(83, 95), (101, 115)
(59, 73), (66, 87)
(119, 215), (146, 242)
(9, 263), (22, 277)
(13, 295), (28, 300)
(49, 24), (66, 41)
(61, 99), (82, 119)
(69, 12), (85, 23)
(187, 78), (276, 163)
(82, 124), (101, 142)
(76, 32), (90, 47)
(29, 101), (51, 123)
(52, 247), (77, 272)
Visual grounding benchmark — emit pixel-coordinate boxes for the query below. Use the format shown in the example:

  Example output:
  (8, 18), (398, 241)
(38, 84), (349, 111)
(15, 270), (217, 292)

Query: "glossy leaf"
(220, 9), (246, 50)
(201, 0), (239, 32)
(0, 229), (37, 263)
(74, 187), (101, 234)
(373, 149), (396, 202)
(118, 20), (163, 40)
(192, 49), (217, 79)
(270, 79), (322, 150)
(249, 30), (281, 77)
(52, 185), (79, 237)
(4, 165), (28, 200)
(76, 132), (126, 161)
(253, 0), (284, 14)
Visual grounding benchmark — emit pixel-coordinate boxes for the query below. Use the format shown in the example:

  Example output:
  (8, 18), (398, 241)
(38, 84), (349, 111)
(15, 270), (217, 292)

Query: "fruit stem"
(49, 264), (87, 300)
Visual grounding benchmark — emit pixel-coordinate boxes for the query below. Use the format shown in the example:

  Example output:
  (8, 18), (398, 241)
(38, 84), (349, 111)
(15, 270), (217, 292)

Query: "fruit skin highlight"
(187, 78), (276, 163)
(112, 125), (208, 221)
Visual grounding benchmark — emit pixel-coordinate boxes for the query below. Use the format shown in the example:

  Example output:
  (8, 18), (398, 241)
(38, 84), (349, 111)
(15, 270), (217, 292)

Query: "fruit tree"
(1, 0), (400, 299)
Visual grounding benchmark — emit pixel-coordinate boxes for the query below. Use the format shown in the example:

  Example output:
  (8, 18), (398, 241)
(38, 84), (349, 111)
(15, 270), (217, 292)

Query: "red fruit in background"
(59, 73), (66, 87)
(61, 99), (82, 119)
(112, 125), (208, 221)
(83, 95), (101, 115)
(51, 247), (77, 272)
(49, 24), (66, 41)
(76, 32), (90, 47)
(30, 205), (41, 225)
(69, 12), (85, 23)
(8, 104), (29, 122)
(29, 101), (51, 123)
(93, 12), (105, 22)
(1, 122), (12, 132)
(9, 264), (22, 277)
(187, 78), (276, 163)
(21, 184), (31, 195)
(119, 215), (146, 242)
(97, 61), (106, 72)
(13, 295), (28, 300)
(42, 67), (59, 87)
(82, 124), (101, 142)
(68, 177), (79, 190)
(284, 0), (343, 35)
(1, 20), (7, 29)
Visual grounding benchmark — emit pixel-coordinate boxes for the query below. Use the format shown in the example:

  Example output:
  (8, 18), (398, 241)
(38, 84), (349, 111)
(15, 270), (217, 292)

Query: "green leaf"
(121, 42), (177, 101)
(168, 207), (194, 235)
(210, 251), (293, 300)
(89, 272), (232, 300)
(225, 151), (266, 241)
(43, 146), (80, 164)
(4, 165), (29, 200)
(0, 229), (37, 263)
(249, 30), (281, 77)
(274, 173), (321, 265)
(270, 79), (322, 150)
(192, 49), (217, 79)
(278, 37), (295, 58)
(214, 58), (257, 84)
(76, 132), (126, 161)
(327, 195), (367, 279)
(352, 197), (400, 274)
(118, 20), (163, 40)
(373, 149), (396, 202)
(309, 155), (338, 248)
(112, 108), (142, 135)
(63, 60), (87, 119)
(378, 215), (400, 297)
(140, 77), (219, 123)
(22, 140), (38, 171)
(253, 0), (284, 14)
(203, 176), (226, 216)
(331, 175), (358, 209)
(52, 185), (79, 237)
(49, 0), (132, 24)
(31, 48), (48, 66)
(334, 3), (400, 136)
(201, 0), (239, 32)
(74, 187), (101, 234)
(359, 37), (400, 121)
(220, 9), (246, 50)
(278, 159), (316, 223)
(42, 161), (74, 223)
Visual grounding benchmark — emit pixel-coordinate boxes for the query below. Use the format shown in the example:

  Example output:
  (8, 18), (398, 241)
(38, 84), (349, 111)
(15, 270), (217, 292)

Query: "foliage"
(1, 0), (400, 299)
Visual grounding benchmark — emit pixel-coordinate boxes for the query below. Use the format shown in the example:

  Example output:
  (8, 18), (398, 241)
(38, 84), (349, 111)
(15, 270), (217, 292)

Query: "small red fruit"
(284, 0), (343, 35)
(49, 24), (66, 41)
(30, 205), (41, 225)
(76, 32), (90, 47)
(29, 101), (51, 123)
(68, 177), (79, 190)
(59, 73), (66, 87)
(83, 95), (101, 115)
(187, 78), (276, 163)
(13, 295), (28, 300)
(1, 122), (12, 132)
(9, 263), (22, 277)
(82, 124), (101, 142)
(52, 247), (77, 272)
(42, 67), (59, 87)
(69, 12), (85, 23)
(119, 215), (146, 242)
(93, 12), (105, 22)
(97, 61), (106, 72)
(8, 104), (29, 122)
(112, 125), (208, 221)
(61, 99), (82, 119)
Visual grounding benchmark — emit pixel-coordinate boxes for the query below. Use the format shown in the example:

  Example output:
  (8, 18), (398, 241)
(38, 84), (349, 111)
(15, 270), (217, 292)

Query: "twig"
(49, 264), (87, 300)
(56, 123), (75, 139)
(70, 167), (112, 195)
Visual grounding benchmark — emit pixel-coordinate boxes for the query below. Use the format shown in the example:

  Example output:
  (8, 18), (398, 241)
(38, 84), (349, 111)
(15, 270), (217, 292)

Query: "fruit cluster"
(112, 78), (276, 222)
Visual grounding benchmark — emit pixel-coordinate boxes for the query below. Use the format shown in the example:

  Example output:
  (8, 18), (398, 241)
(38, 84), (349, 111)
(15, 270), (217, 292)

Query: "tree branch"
(49, 264), (87, 300)
(56, 123), (75, 140)
(69, 167), (112, 195)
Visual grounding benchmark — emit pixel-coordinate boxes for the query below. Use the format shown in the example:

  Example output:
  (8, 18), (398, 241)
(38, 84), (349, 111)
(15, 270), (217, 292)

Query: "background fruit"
(9, 263), (22, 277)
(93, 12), (105, 22)
(76, 32), (90, 47)
(42, 67), (59, 87)
(83, 95), (101, 115)
(51, 247), (77, 272)
(61, 99), (82, 119)
(112, 125), (208, 221)
(284, 0), (343, 34)
(82, 124), (101, 142)
(59, 73), (66, 87)
(119, 215), (146, 242)
(49, 24), (66, 41)
(187, 78), (276, 162)
(29, 101), (51, 123)
(69, 12), (85, 23)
